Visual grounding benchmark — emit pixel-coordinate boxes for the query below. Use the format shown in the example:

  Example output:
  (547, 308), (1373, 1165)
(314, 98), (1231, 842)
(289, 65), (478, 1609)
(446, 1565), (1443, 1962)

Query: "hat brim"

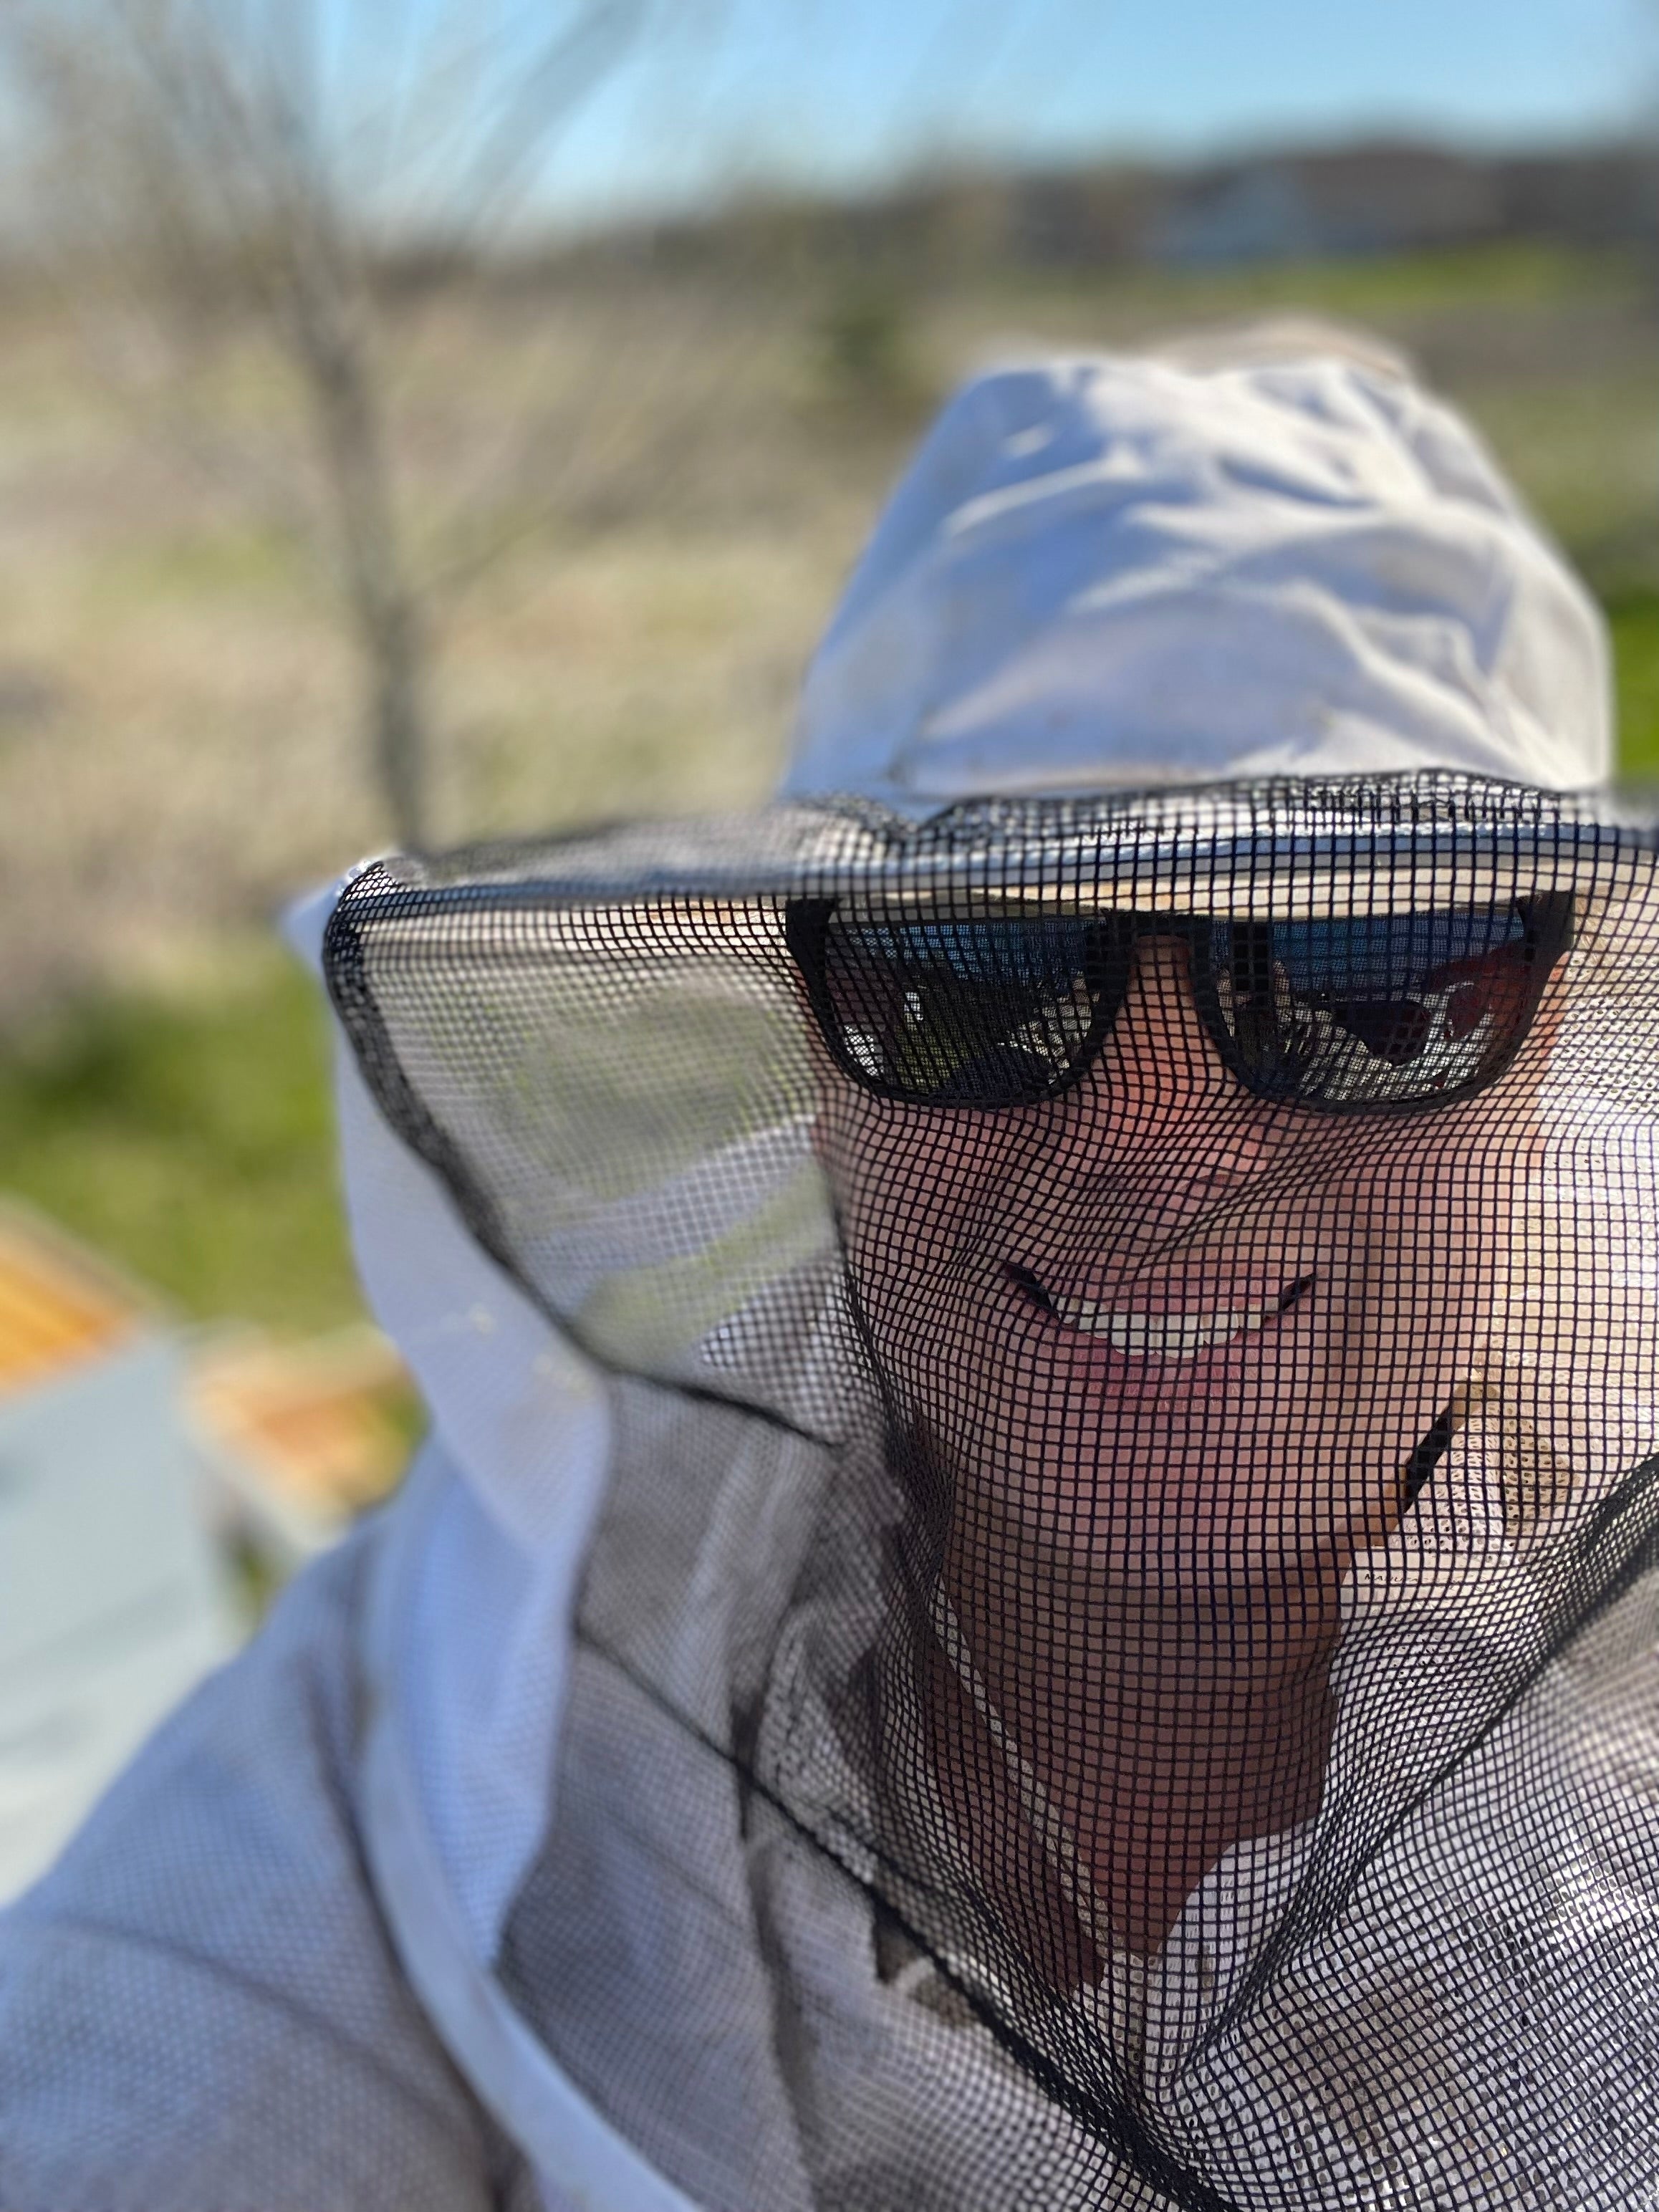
(347, 778), (1655, 928)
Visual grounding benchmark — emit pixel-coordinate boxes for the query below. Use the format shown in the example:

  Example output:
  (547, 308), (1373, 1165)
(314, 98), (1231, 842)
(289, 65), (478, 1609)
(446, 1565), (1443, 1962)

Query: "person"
(5, 329), (1659, 2212)
(804, 890), (1575, 1987)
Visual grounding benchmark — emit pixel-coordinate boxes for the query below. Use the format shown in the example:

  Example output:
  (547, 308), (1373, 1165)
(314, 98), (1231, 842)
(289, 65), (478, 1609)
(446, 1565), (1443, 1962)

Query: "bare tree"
(0, 0), (675, 848)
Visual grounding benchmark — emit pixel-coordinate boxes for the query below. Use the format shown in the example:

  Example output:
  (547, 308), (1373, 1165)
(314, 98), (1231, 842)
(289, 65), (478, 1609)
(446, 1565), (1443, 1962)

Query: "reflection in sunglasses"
(790, 896), (1573, 1115)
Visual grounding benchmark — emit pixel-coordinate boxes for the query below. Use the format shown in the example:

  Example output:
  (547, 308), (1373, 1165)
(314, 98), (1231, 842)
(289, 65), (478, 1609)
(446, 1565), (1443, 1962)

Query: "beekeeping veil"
(314, 342), (1659, 2211)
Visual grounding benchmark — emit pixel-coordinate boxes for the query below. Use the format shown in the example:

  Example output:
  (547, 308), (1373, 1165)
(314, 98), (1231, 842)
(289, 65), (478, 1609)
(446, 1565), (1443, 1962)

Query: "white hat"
(782, 337), (1611, 812)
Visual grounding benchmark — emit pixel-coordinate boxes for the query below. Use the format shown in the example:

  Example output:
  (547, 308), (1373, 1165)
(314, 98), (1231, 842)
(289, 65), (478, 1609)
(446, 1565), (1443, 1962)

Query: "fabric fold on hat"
(783, 348), (1610, 812)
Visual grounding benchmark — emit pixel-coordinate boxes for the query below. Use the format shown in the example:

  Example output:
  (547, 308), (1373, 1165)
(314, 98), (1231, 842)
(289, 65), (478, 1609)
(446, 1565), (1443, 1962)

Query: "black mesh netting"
(326, 773), (1659, 2211)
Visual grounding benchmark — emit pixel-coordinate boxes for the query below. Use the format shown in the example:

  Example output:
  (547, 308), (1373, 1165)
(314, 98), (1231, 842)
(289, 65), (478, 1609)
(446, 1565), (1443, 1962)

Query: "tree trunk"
(282, 247), (434, 850)
(323, 364), (433, 852)
(352, 530), (431, 855)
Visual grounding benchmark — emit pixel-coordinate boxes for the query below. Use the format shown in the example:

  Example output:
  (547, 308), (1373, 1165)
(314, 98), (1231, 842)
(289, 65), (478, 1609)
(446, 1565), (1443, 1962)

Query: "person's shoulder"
(0, 1511), (512, 2212)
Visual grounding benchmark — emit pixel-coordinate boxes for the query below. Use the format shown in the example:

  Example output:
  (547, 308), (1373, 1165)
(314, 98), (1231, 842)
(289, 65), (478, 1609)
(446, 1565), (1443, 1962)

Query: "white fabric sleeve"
(0, 1512), (537, 2212)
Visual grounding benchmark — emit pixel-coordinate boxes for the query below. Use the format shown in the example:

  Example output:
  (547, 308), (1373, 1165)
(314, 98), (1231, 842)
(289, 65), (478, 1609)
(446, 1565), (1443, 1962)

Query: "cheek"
(1320, 1138), (1517, 1359)
(814, 1091), (1031, 1271)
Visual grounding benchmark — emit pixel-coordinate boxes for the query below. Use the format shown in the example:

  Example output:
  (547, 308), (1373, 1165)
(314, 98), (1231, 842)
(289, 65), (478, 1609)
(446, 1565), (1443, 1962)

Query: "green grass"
(92, 521), (314, 611)
(961, 242), (1645, 325)
(1612, 592), (1659, 780)
(0, 948), (364, 1332)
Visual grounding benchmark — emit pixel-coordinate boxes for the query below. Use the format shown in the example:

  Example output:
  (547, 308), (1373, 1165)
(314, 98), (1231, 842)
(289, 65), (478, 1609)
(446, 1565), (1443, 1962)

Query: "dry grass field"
(1, 238), (1655, 1329)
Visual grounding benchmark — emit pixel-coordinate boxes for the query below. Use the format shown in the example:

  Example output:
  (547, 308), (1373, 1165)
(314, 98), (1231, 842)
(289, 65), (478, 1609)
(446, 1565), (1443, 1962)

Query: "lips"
(1007, 1266), (1315, 1362)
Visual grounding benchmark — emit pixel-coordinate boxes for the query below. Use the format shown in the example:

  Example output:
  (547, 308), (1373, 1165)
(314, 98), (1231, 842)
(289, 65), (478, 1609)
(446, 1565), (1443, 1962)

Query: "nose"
(1099, 933), (1233, 1105)
(1068, 934), (1287, 1181)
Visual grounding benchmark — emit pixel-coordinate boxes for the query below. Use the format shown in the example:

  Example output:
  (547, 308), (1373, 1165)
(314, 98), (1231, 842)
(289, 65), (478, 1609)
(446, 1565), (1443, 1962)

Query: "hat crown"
(782, 345), (1611, 812)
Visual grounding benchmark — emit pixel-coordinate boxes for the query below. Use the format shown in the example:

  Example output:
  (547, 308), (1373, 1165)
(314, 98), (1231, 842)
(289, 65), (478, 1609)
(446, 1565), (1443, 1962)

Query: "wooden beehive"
(187, 1324), (419, 1564)
(0, 1206), (146, 1404)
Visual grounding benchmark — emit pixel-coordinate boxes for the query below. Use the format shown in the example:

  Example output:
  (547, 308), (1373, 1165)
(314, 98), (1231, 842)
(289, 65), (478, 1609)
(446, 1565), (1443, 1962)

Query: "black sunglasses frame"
(785, 892), (1576, 1117)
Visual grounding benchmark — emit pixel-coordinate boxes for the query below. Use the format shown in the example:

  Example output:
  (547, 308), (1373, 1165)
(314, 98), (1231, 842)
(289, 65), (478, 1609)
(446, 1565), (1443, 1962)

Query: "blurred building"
(1150, 143), (1505, 266)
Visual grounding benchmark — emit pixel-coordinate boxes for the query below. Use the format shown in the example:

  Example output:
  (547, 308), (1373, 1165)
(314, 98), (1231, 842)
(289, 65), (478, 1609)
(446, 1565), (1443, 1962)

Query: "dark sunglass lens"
(811, 910), (1110, 1105)
(1208, 901), (1570, 1108)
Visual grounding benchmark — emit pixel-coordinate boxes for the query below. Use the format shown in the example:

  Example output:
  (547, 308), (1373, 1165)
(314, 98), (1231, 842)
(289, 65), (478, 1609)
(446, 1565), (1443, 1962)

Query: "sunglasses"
(786, 893), (1575, 1114)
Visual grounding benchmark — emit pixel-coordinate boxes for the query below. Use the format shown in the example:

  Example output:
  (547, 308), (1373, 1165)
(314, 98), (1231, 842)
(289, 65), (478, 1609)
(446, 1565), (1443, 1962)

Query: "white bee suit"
(4, 338), (1657, 2212)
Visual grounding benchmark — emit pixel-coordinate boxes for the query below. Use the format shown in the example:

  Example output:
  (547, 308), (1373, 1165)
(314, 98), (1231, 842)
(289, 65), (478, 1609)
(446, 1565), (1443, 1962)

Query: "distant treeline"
(497, 139), (1659, 288)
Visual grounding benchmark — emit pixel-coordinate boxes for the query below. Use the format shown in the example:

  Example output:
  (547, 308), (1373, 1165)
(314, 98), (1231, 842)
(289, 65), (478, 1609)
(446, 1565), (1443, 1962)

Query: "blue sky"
(330, 0), (1654, 226)
(532, 0), (1654, 219)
